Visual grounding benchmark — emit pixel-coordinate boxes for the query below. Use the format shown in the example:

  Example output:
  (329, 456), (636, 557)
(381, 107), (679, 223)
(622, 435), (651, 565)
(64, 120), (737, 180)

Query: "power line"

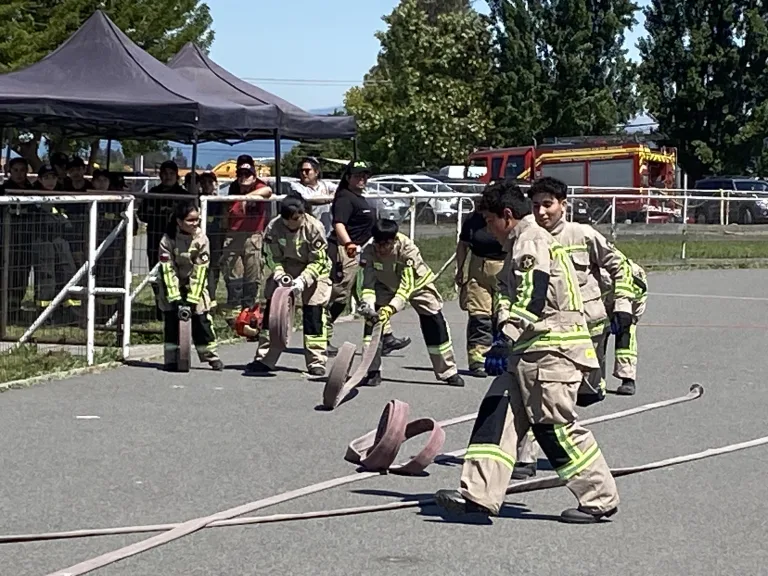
(241, 77), (390, 86)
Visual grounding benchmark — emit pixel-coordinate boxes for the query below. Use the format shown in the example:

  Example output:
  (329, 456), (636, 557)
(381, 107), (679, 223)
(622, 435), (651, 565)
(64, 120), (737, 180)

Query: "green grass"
(0, 344), (121, 385)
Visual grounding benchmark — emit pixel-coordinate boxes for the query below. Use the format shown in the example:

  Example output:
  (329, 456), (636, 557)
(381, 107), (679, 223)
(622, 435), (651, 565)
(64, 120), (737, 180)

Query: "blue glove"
(484, 335), (510, 376)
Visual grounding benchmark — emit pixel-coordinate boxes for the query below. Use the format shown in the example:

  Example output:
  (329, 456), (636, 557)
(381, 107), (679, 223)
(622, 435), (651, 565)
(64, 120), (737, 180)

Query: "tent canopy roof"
(168, 43), (357, 140)
(0, 11), (282, 142)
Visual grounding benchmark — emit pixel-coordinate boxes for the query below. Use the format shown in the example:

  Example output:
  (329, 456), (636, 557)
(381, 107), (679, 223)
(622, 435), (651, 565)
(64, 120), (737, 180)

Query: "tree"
(344, 0), (496, 173)
(538, 0), (639, 137)
(486, 0), (547, 147)
(0, 0), (214, 170)
(638, 0), (768, 180)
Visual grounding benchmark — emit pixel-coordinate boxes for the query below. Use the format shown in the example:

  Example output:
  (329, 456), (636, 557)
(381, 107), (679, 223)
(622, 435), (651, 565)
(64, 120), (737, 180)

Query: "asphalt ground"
(2, 269), (768, 576)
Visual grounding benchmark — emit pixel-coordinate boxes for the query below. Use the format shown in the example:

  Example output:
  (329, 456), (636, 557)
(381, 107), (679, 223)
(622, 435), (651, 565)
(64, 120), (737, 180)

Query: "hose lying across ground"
(6, 384), (763, 576)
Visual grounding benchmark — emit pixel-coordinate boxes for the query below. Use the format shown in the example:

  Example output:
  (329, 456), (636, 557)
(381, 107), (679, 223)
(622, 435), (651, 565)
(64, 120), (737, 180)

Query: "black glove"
(611, 311), (633, 334)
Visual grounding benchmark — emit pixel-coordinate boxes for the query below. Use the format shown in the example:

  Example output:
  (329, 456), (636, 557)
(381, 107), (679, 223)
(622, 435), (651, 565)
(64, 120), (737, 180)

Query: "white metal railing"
(2, 188), (765, 366)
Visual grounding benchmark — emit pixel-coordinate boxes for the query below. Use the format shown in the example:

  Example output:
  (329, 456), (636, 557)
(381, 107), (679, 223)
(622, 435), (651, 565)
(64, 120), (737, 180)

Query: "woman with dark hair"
(325, 160), (410, 356)
(288, 156), (335, 234)
(157, 200), (224, 371)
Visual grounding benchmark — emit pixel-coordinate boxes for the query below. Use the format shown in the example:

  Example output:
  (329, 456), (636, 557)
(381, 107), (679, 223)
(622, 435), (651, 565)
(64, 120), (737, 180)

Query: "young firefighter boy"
(434, 180), (619, 524)
(600, 256), (648, 396)
(356, 219), (465, 388)
(246, 196), (332, 377)
(157, 200), (224, 372)
(512, 176), (637, 479)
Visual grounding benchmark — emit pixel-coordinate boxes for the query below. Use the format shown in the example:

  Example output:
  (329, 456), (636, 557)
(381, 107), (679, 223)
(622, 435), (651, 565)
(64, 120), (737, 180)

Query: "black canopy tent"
(0, 10), (283, 144)
(167, 43), (357, 141)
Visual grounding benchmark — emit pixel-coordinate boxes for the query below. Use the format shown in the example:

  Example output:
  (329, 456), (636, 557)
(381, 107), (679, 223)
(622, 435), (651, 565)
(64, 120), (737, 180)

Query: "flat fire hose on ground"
(21, 383), (768, 576)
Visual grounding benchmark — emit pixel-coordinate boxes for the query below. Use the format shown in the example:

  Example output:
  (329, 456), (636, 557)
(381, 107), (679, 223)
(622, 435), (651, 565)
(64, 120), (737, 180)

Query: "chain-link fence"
(2, 182), (765, 381)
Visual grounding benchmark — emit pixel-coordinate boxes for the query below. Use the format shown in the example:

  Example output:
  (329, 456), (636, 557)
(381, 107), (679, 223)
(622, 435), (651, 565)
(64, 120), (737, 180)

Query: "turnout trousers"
(326, 242), (393, 341)
(607, 298), (646, 381)
(221, 230), (264, 310)
(363, 287), (457, 381)
(460, 254), (503, 370)
(255, 274), (332, 371)
(163, 311), (220, 363)
(518, 322), (610, 464)
(460, 351), (619, 515)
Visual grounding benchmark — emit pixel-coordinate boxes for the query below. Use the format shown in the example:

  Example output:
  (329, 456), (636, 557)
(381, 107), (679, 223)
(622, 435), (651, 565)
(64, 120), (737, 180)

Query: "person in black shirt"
(455, 210), (507, 377)
(1, 157), (35, 320)
(325, 160), (410, 356)
(137, 160), (191, 319)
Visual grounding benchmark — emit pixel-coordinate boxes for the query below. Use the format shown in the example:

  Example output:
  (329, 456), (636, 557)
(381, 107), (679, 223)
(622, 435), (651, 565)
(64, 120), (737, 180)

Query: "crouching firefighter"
(246, 197), (332, 377)
(356, 219), (465, 388)
(158, 201), (224, 372)
(434, 180), (620, 524)
(512, 176), (637, 479)
(602, 256), (647, 396)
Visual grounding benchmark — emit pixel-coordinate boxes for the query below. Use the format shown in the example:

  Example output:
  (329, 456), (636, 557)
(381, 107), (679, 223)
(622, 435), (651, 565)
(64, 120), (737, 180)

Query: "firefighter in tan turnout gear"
(602, 256), (648, 396)
(455, 209), (506, 377)
(513, 176), (638, 479)
(357, 219), (465, 388)
(246, 197), (332, 377)
(434, 181), (620, 524)
(157, 201), (224, 372)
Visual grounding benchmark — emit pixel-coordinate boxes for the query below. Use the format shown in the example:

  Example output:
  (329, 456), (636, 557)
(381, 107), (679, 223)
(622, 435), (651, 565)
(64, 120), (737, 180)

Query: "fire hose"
(17, 383), (768, 576)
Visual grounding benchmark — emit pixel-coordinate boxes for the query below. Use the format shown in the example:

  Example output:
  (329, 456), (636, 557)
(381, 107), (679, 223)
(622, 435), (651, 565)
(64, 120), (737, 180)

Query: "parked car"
(368, 175), (460, 223)
(365, 181), (412, 222)
(692, 177), (768, 224)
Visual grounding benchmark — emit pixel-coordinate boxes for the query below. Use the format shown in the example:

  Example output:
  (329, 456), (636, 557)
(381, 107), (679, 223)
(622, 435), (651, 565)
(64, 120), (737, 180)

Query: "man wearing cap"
(0, 157), (34, 321)
(137, 160), (191, 317)
(221, 156), (272, 311)
(326, 160), (410, 356)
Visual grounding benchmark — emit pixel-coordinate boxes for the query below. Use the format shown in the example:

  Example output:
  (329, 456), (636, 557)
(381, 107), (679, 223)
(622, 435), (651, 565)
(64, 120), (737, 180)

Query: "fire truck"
(465, 135), (680, 223)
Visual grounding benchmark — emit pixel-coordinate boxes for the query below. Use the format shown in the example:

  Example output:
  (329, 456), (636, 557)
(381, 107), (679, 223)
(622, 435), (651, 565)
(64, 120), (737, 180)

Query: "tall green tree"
(539, 0), (639, 137)
(486, 0), (547, 147)
(344, 0), (496, 173)
(0, 0), (214, 170)
(638, 0), (768, 180)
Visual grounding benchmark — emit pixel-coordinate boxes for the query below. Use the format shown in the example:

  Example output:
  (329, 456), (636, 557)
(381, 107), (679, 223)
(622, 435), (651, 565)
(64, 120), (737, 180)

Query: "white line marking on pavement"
(650, 292), (768, 302)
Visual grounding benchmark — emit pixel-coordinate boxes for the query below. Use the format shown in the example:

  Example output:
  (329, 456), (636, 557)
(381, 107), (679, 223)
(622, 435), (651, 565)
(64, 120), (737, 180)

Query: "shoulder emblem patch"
(520, 254), (536, 271)
(313, 239), (324, 250)
(199, 253), (209, 264)
(405, 258), (414, 267)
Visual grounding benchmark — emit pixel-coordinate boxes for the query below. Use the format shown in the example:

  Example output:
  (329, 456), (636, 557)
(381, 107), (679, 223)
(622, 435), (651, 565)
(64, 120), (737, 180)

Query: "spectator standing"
(289, 156), (335, 235)
(221, 156), (272, 311)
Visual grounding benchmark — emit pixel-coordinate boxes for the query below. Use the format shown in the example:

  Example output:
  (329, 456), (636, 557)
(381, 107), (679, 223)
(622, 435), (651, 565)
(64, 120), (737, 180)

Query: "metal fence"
(1, 185), (763, 370)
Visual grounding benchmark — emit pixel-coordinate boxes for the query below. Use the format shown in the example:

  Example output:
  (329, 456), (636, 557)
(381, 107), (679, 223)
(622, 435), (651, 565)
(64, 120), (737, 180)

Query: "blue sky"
(168, 0), (649, 166)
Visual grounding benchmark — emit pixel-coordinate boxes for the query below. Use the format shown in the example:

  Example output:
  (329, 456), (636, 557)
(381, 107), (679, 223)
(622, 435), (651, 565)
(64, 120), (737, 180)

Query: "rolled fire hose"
(322, 317), (383, 410)
(30, 385), (747, 576)
(259, 279), (295, 369)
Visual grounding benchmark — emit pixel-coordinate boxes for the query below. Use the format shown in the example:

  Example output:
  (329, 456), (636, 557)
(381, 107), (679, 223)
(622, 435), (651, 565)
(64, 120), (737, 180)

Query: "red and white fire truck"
(465, 135), (681, 223)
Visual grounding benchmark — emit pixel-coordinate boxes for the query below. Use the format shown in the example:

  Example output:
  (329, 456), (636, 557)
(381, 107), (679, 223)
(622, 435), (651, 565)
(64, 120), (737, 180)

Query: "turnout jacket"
(494, 214), (599, 370)
(600, 255), (648, 313)
(358, 232), (438, 311)
(547, 217), (634, 330)
(263, 214), (331, 287)
(157, 226), (212, 314)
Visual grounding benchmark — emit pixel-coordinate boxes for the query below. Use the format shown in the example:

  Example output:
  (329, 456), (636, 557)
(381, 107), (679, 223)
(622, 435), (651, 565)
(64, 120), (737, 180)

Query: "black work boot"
(209, 359), (225, 371)
(434, 489), (493, 517)
(244, 360), (272, 374)
(308, 366), (325, 377)
(445, 374), (466, 387)
(468, 363), (487, 378)
(616, 379), (636, 396)
(360, 370), (382, 387)
(381, 334), (412, 356)
(511, 461), (537, 480)
(162, 362), (178, 373)
(560, 506), (618, 524)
